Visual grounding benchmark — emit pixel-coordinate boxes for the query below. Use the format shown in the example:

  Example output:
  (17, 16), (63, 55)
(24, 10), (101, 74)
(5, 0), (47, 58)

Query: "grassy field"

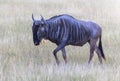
(0, 0), (120, 81)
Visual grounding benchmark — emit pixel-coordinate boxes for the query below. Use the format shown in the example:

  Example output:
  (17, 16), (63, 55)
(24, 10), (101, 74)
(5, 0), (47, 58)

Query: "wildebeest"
(32, 14), (105, 65)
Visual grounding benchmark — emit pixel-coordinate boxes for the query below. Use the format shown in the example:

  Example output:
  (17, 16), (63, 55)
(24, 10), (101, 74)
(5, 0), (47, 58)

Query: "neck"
(44, 21), (57, 43)
(43, 21), (50, 40)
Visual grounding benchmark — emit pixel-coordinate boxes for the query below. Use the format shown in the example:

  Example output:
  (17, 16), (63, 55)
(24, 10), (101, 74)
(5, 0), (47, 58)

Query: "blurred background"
(0, 0), (120, 81)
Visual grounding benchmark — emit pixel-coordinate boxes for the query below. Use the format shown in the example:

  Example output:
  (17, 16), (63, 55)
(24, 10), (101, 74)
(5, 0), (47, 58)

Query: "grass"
(0, 0), (120, 81)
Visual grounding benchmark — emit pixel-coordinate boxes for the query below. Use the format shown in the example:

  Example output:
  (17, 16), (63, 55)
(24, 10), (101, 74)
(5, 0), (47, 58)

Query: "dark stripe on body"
(46, 16), (91, 46)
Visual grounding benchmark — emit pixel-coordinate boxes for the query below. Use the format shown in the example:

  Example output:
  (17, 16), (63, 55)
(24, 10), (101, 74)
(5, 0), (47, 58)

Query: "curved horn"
(32, 14), (35, 21)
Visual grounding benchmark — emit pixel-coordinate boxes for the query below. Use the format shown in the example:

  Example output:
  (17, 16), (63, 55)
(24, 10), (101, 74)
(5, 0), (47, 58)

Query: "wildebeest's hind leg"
(95, 47), (102, 64)
(61, 48), (67, 64)
(53, 42), (66, 65)
(88, 38), (98, 64)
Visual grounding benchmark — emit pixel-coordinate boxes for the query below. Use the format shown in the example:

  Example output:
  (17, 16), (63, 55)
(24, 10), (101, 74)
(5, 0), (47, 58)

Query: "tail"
(99, 36), (106, 60)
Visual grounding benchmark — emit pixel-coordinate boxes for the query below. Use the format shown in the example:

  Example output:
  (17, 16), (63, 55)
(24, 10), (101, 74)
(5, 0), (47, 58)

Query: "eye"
(41, 24), (44, 27)
(41, 24), (46, 27)
(35, 25), (39, 27)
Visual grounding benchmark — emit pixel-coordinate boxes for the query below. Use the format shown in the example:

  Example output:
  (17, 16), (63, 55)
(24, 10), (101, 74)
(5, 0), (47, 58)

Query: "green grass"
(0, 0), (120, 81)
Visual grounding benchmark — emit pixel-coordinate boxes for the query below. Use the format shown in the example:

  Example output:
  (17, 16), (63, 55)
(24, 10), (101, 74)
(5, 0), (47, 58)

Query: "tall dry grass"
(0, 0), (120, 81)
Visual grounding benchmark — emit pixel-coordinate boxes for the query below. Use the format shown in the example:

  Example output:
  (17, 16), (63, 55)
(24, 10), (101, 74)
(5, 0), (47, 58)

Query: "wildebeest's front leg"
(53, 42), (66, 65)
(61, 48), (67, 64)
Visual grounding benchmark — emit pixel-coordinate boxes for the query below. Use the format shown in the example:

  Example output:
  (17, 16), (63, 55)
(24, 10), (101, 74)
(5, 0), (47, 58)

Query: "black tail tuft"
(99, 36), (106, 60)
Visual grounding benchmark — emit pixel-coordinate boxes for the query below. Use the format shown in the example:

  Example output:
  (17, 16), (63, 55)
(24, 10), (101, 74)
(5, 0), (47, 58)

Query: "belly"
(67, 37), (89, 46)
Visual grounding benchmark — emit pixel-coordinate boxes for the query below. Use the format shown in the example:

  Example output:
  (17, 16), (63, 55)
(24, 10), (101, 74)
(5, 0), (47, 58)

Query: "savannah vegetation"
(0, 0), (120, 81)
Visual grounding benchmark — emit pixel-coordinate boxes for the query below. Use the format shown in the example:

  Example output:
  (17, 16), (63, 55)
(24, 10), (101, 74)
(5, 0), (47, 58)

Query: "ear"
(32, 14), (35, 21)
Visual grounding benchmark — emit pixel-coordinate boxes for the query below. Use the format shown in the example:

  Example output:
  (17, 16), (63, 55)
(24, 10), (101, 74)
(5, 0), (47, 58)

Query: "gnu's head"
(32, 14), (47, 46)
